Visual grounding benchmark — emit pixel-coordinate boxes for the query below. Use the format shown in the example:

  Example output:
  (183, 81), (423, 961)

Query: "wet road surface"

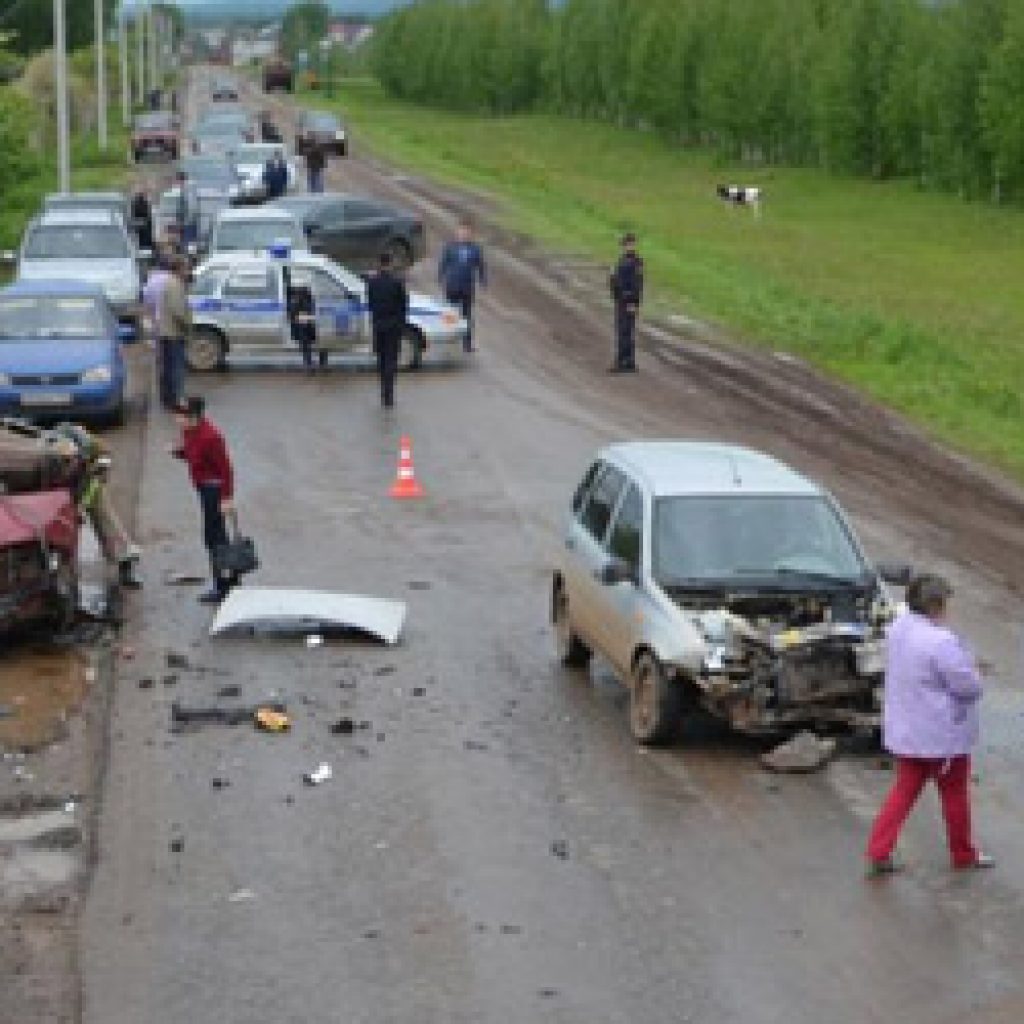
(80, 70), (1024, 1024)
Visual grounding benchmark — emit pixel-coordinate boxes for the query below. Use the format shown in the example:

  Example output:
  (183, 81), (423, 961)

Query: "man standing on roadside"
(172, 396), (237, 605)
(158, 256), (192, 410)
(367, 251), (408, 409)
(306, 143), (326, 194)
(263, 149), (289, 201)
(609, 232), (643, 372)
(438, 220), (486, 353)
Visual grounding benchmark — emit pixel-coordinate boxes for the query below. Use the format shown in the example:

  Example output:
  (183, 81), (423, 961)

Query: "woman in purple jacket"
(866, 574), (994, 875)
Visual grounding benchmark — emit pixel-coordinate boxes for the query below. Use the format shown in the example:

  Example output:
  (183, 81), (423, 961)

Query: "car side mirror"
(599, 557), (637, 587)
(877, 562), (912, 586)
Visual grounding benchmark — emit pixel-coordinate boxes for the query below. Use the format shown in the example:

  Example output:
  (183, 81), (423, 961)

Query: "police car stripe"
(190, 298), (448, 318)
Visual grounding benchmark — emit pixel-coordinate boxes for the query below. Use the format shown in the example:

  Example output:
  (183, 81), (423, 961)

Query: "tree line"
(371, 0), (1024, 201)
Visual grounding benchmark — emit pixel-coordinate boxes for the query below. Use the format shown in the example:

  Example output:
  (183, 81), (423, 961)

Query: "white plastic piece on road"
(209, 588), (407, 645)
(227, 888), (256, 903)
(303, 763), (332, 786)
(305, 634), (324, 649)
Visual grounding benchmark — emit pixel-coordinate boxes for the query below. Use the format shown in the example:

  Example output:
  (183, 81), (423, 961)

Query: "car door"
(337, 201), (393, 269)
(304, 267), (364, 352)
(564, 462), (627, 654)
(221, 266), (286, 351)
(593, 482), (646, 674)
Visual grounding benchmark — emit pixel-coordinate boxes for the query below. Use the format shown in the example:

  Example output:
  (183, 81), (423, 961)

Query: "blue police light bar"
(268, 239), (292, 259)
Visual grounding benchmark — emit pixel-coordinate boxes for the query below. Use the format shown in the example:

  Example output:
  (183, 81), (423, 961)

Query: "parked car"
(185, 249), (467, 372)
(230, 142), (297, 201)
(207, 206), (307, 257)
(263, 57), (293, 93)
(267, 193), (425, 272)
(295, 110), (347, 157)
(190, 120), (249, 159)
(175, 155), (243, 201)
(553, 442), (901, 744)
(131, 110), (180, 161)
(43, 191), (130, 229)
(5, 209), (145, 333)
(0, 281), (129, 423)
(154, 187), (231, 256)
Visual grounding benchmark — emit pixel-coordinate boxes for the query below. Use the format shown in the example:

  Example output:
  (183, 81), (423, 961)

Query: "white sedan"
(185, 248), (469, 371)
(230, 142), (297, 201)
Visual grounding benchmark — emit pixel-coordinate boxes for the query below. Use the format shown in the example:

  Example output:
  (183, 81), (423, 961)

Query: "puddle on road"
(0, 650), (90, 752)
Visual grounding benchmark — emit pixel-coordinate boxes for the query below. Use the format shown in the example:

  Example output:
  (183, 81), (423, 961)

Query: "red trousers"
(866, 755), (977, 868)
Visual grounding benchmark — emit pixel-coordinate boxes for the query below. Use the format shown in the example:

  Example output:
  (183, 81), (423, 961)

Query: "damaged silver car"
(552, 442), (903, 745)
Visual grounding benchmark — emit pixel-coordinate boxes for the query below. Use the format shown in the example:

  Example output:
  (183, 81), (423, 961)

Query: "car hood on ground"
(0, 338), (117, 375)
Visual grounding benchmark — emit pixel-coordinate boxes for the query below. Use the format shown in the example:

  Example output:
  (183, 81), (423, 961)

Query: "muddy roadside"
(0, 344), (151, 1021)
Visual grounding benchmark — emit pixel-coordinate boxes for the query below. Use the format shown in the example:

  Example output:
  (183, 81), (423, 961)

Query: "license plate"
(21, 392), (71, 407)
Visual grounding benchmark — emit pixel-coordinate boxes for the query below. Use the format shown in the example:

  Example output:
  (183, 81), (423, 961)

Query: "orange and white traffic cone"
(389, 435), (424, 500)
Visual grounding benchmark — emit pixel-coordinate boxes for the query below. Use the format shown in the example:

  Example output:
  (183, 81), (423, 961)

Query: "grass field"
(306, 79), (1024, 479)
(0, 124), (133, 254)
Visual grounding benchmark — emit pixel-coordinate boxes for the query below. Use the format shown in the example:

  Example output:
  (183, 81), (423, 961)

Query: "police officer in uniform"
(609, 232), (643, 372)
(367, 252), (409, 409)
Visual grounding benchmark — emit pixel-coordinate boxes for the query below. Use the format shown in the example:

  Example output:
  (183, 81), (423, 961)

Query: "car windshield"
(23, 225), (129, 259)
(45, 196), (124, 218)
(307, 114), (337, 130)
(0, 295), (107, 339)
(214, 220), (303, 251)
(180, 159), (236, 186)
(234, 145), (284, 163)
(653, 495), (867, 587)
(136, 112), (173, 130)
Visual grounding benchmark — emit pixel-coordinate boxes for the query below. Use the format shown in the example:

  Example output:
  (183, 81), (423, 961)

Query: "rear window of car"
(214, 219), (303, 252)
(306, 113), (337, 131)
(0, 295), (107, 339)
(24, 225), (129, 259)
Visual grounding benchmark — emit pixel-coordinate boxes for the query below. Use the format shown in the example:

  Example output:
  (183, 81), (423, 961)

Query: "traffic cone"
(389, 435), (424, 499)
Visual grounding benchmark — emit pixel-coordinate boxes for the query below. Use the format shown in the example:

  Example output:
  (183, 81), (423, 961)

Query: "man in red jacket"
(172, 396), (236, 604)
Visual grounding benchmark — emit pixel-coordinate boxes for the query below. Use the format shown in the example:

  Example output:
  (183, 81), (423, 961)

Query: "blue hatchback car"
(0, 280), (129, 424)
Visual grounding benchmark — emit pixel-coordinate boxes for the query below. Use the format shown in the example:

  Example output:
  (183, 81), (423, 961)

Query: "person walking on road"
(609, 232), (643, 372)
(438, 220), (486, 353)
(142, 246), (172, 342)
(263, 149), (289, 201)
(173, 170), (200, 254)
(131, 189), (154, 252)
(306, 143), (326, 194)
(367, 251), (408, 409)
(172, 396), (237, 605)
(865, 574), (994, 876)
(157, 256), (192, 410)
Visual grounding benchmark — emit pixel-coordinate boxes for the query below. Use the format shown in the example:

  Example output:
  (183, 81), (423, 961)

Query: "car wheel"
(187, 329), (226, 373)
(553, 581), (591, 668)
(385, 238), (412, 271)
(629, 651), (682, 746)
(399, 327), (423, 371)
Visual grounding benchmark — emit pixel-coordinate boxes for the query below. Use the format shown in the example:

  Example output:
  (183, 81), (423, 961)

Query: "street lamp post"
(54, 0), (70, 192)
(119, 2), (130, 124)
(95, 0), (107, 149)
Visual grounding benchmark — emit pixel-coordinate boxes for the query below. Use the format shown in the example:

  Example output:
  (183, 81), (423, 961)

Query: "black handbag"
(213, 508), (259, 578)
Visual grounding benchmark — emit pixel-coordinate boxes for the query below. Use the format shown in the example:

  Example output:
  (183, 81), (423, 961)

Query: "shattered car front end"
(687, 587), (890, 735)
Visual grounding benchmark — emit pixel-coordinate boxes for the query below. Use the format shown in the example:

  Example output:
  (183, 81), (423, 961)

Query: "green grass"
(0, 122), (133, 254)
(302, 79), (1024, 479)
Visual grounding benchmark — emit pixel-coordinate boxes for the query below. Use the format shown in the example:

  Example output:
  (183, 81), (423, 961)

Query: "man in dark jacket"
(438, 220), (486, 353)
(131, 189), (154, 252)
(172, 396), (237, 604)
(366, 252), (409, 409)
(263, 151), (289, 201)
(306, 144), (326, 194)
(609, 232), (643, 372)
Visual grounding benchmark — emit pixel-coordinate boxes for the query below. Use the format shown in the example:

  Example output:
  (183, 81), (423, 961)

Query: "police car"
(186, 246), (469, 371)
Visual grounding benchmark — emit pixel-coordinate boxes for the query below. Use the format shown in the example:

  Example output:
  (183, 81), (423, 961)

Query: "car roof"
(35, 208), (122, 227)
(1, 279), (107, 299)
(601, 442), (823, 498)
(200, 250), (338, 274)
(45, 191), (125, 204)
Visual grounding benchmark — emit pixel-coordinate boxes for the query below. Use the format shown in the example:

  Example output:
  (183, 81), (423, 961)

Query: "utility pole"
(148, 4), (158, 94)
(95, 0), (107, 149)
(54, 0), (70, 192)
(137, 3), (146, 106)
(119, 2), (130, 124)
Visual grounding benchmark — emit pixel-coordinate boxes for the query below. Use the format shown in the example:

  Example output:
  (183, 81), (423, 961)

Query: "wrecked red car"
(0, 423), (81, 632)
(132, 110), (180, 162)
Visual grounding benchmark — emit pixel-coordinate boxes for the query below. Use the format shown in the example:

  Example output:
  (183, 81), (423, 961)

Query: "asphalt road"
(80, 70), (1024, 1024)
